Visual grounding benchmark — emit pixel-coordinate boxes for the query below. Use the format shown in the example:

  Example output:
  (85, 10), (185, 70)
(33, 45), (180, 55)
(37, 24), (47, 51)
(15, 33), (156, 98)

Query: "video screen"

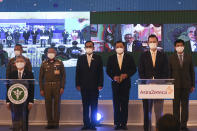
(91, 24), (163, 52)
(0, 12), (90, 67)
(163, 24), (197, 52)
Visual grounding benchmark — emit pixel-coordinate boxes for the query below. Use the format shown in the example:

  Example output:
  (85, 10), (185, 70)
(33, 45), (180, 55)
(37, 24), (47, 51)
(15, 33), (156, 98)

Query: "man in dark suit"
(31, 29), (38, 45)
(6, 44), (32, 79)
(23, 29), (30, 45)
(48, 28), (53, 45)
(124, 34), (143, 52)
(106, 41), (137, 130)
(62, 30), (69, 44)
(169, 39), (195, 131)
(6, 55), (34, 131)
(76, 41), (103, 130)
(40, 28), (49, 47)
(138, 34), (169, 131)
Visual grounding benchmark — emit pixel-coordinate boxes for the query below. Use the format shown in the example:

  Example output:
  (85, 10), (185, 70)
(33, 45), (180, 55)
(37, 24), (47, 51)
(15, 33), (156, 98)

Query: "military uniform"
(39, 58), (66, 127)
(6, 57), (32, 78)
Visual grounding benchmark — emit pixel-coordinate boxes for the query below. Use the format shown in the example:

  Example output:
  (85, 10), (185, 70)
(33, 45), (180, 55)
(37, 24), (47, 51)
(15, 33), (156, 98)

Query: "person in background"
(0, 44), (8, 67)
(6, 44), (32, 79)
(169, 39), (195, 131)
(106, 41), (136, 130)
(23, 28), (30, 45)
(156, 114), (180, 131)
(31, 28), (38, 45)
(76, 41), (103, 130)
(39, 48), (66, 129)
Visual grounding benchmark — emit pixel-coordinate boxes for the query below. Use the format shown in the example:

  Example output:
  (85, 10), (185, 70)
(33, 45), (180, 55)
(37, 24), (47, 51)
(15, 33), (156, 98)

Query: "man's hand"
(40, 90), (44, 97)
(120, 74), (128, 80)
(76, 86), (81, 91)
(190, 87), (195, 93)
(6, 103), (10, 110)
(60, 88), (64, 95)
(28, 104), (33, 110)
(98, 86), (103, 91)
(113, 76), (120, 83)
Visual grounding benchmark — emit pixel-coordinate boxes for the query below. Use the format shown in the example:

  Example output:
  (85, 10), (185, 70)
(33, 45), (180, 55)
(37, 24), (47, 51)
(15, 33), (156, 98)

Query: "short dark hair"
(47, 47), (57, 53)
(148, 34), (158, 42)
(174, 39), (185, 46)
(156, 114), (180, 131)
(15, 44), (23, 49)
(85, 41), (94, 47)
(115, 41), (125, 47)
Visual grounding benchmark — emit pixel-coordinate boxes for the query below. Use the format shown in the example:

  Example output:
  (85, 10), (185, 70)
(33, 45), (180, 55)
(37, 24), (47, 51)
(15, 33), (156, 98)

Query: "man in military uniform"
(6, 44), (32, 78)
(39, 48), (66, 129)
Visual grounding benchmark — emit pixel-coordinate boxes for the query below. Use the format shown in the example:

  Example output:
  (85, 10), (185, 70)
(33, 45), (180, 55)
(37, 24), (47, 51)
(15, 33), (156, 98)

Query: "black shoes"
(121, 125), (128, 130)
(45, 125), (54, 129)
(114, 125), (121, 130)
(45, 125), (59, 129)
(81, 125), (97, 130)
(114, 124), (128, 130)
(181, 127), (189, 131)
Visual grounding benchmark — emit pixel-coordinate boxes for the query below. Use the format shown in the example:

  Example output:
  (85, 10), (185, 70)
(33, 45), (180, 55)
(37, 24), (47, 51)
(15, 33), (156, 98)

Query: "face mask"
(149, 42), (157, 50)
(47, 53), (55, 59)
(14, 51), (21, 57)
(116, 48), (124, 54)
(176, 47), (184, 53)
(16, 62), (25, 69)
(85, 48), (93, 55)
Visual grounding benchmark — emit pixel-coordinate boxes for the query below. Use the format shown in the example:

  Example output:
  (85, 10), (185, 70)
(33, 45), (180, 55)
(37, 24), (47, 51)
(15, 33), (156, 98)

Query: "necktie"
(152, 52), (156, 67)
(179, 54), (183, 67)
(87, 55), (91, 67)
(18, 72), (22, 79)
(117, 55), (123, 70)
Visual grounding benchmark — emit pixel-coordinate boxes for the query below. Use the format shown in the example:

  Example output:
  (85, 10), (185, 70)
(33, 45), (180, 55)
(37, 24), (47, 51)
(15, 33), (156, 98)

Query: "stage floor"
(1, 125), (197, 131)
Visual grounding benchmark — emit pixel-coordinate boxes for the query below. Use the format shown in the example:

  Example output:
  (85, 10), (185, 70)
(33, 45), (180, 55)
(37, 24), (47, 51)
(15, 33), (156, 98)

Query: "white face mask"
(149, 42), (157, 50)
(16, 62), (25, 69)
(176, 46), (184, 53)
(47, 53), (55, 59)
(14, 51), (21, 57)
(85, 48), (93, 55)
(116, 48), (124, 54)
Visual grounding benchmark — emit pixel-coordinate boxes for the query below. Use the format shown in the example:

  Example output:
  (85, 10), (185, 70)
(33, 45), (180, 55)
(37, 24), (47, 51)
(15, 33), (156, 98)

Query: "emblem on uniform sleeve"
(8, 84), (28, 104)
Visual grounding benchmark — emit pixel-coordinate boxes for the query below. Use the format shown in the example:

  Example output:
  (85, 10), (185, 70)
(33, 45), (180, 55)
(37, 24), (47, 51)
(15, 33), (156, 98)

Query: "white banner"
(138, 84), (174, 99)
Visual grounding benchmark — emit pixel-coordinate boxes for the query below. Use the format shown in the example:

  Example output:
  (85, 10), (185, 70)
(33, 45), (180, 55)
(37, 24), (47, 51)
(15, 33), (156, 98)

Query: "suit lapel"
(147, 51), (154, 68)
(114, 54), (120, 72)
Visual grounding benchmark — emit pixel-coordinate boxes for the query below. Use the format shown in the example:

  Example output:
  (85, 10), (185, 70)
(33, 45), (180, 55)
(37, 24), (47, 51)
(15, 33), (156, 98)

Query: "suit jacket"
(76, 54), (103, 91)
(138, 50), (169, 79)
(184, 41), (192, 53)
(169, 53), (195, 88)
(6, 56), (32, 79)
(6, 69), (34, 103)
(23, 31), (30, 39)
(106, 52), (137, 87)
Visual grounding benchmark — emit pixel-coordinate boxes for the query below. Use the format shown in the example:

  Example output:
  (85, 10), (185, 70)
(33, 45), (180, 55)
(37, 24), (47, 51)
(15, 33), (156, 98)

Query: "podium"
(137, 79), (174, 99)
(2, 79), (35, 131)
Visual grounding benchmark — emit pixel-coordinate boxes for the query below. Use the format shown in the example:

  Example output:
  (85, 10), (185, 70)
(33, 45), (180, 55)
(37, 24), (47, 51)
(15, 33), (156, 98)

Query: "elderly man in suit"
(138, 34), (169, 131)
(106, 41), (136, 130)
(76, 41), (103, 130)
(6, 55), (34, 131)
(169, 39), (195, 131)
